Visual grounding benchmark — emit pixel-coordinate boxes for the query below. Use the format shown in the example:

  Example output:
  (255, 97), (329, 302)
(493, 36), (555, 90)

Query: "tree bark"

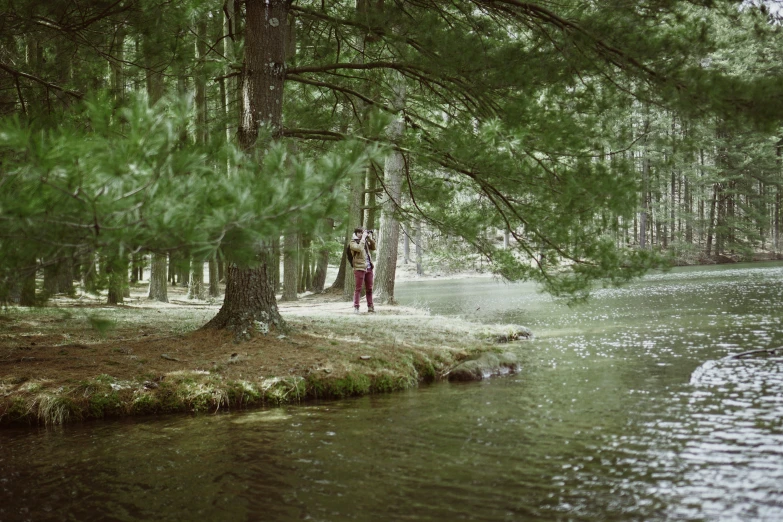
(205, 0), (288, 334)
(147, 253), (168, 302)
(208, 257), (220, 298)
(203, 260), (282, 337)
(187, 259), (206, 300)
(342, 167), (365, 301)
(281, 231), (299, 301)
(706, 184), (718, 257)
(403, 226), (410, 263)
(106, 256), (126, 305)
(374, 72), (405, 305)
(144, 27), (169, 302)
(415, 220), (423, 276)
(18, 258), (36, 307)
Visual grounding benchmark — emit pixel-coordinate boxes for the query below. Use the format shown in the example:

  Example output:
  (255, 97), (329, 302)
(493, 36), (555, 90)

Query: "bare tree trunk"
(106, 255), (128, 305)
(205, 0), (288, 334)
(300, 235), (312, 292)
(144, 27), (169, 302)
(374, 72), (405, 305)
(365, 165), (378, 230)
(148, 254), (168, 302)
(640, 156), (649, 249)
(110, 23), (125, 105)
(706, 184), (718, 257)
(312, 244), (330, 293)
(342, 168), (365, 301)
(403, 226), (410, 263)
(187, 259), (206, 300)
(208, 257), (220, 298)
(415, 221), (423, 276)
(18, 257), (37, 306)
(281, 231), (299, 301)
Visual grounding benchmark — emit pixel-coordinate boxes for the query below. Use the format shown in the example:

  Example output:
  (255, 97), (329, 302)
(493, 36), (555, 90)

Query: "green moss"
(370, 372), (413, 393)
(88, 391), (123, 418)
(329, 373), (372, 397)
(132, 392), (159, 414)
(226, 380), (262, 406)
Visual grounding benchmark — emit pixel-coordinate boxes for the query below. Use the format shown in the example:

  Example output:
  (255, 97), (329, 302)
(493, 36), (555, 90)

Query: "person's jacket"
(349, 236), (376, 271)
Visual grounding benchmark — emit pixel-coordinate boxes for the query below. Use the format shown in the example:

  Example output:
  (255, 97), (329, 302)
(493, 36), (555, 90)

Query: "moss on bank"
(0, 348), (524, 426)
(0, 300), (531, 427)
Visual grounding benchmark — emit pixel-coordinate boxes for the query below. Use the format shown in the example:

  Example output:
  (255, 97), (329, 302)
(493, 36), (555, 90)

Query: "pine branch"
(0, 62), (83, 99)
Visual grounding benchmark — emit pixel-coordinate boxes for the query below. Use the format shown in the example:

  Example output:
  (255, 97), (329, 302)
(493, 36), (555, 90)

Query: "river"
(1, 263), (782, 521)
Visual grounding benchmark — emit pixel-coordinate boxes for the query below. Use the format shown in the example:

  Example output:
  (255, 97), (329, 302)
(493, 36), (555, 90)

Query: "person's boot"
(353, 307), (360, 314)
(367, 306), (375, 314)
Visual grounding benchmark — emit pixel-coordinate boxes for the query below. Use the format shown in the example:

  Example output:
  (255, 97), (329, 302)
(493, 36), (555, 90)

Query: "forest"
(3, 3), (783, 517)
(1, 0), (782, 324)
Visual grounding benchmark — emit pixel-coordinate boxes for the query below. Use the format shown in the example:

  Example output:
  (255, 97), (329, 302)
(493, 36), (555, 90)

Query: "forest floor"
(0, 273), (529, 427)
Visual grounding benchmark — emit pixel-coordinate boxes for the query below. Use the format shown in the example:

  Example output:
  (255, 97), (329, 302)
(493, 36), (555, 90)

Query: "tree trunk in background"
(706, 184), (718, 257)
(685, 178), (693, 244)
(208, 257), (220, 298)
(106, 256), (126, 305)
(300, 235), (312, 292)
(330, 242), (349, 291)
(640, 136), (650, 249)
(110, 23), (125, 104)
(187, 259), (206, 300)
(312, 235), (330, 294)
(81, 254), (98, 294)
(342, 166), (365, 301)
(148, 253), (168, 302)
(18, 258), (36, 306)
(187, 19), (208, 302)
(365, 165), (378, 230)
(205, 0), (287, 334)
(281, 231), (299, 301)
(43, 263), (58, 296)
(415, 221), (423, 276)
(144, 28), (169, 302)
(403, 226), (410, 263)
(374, 73), (405, 305)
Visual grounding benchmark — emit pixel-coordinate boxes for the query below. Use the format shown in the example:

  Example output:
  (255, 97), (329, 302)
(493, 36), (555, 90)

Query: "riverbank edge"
(0, 314), (530, 427)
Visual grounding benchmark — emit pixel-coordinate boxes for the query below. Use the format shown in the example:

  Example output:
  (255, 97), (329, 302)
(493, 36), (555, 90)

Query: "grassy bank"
(0, 294), (530, 426)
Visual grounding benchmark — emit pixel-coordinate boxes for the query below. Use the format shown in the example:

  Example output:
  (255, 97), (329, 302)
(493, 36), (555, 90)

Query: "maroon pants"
(353, 269), (374, 309)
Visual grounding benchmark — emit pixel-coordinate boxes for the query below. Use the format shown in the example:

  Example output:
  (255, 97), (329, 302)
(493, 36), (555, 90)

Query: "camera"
(366, 229), (374, 235)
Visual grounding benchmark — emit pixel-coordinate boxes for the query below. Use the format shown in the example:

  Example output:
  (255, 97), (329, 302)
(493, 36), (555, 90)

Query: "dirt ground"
(0, 283), (421, 384)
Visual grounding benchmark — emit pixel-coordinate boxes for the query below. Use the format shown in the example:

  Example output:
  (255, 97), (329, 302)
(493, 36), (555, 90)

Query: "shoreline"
(3, 256), (780, 427)
(0, 293), (530, 427)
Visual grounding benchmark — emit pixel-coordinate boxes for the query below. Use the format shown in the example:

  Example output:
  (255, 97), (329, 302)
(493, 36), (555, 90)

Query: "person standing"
(349, 227), (376, 313)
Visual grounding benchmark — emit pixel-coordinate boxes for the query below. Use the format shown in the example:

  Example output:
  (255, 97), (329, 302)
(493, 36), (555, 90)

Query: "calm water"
(2, 263), (783, 521)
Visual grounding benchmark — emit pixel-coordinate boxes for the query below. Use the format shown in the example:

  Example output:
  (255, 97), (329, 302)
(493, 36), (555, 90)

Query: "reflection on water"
(1, 263), (782, 521)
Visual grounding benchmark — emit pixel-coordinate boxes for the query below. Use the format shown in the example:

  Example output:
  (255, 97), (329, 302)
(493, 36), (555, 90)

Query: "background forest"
(1, 0), (782, 328)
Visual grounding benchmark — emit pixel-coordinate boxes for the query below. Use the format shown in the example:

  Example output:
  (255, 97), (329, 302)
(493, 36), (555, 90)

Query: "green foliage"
(0, 93), (381, 295)
(2, 0), (782, 305)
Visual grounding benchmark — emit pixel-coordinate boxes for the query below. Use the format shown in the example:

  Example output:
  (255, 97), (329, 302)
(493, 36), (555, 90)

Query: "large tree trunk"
(374, 73), (405, 305)
(205, 0), (288, 334)
(203, 260), (282, 337)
